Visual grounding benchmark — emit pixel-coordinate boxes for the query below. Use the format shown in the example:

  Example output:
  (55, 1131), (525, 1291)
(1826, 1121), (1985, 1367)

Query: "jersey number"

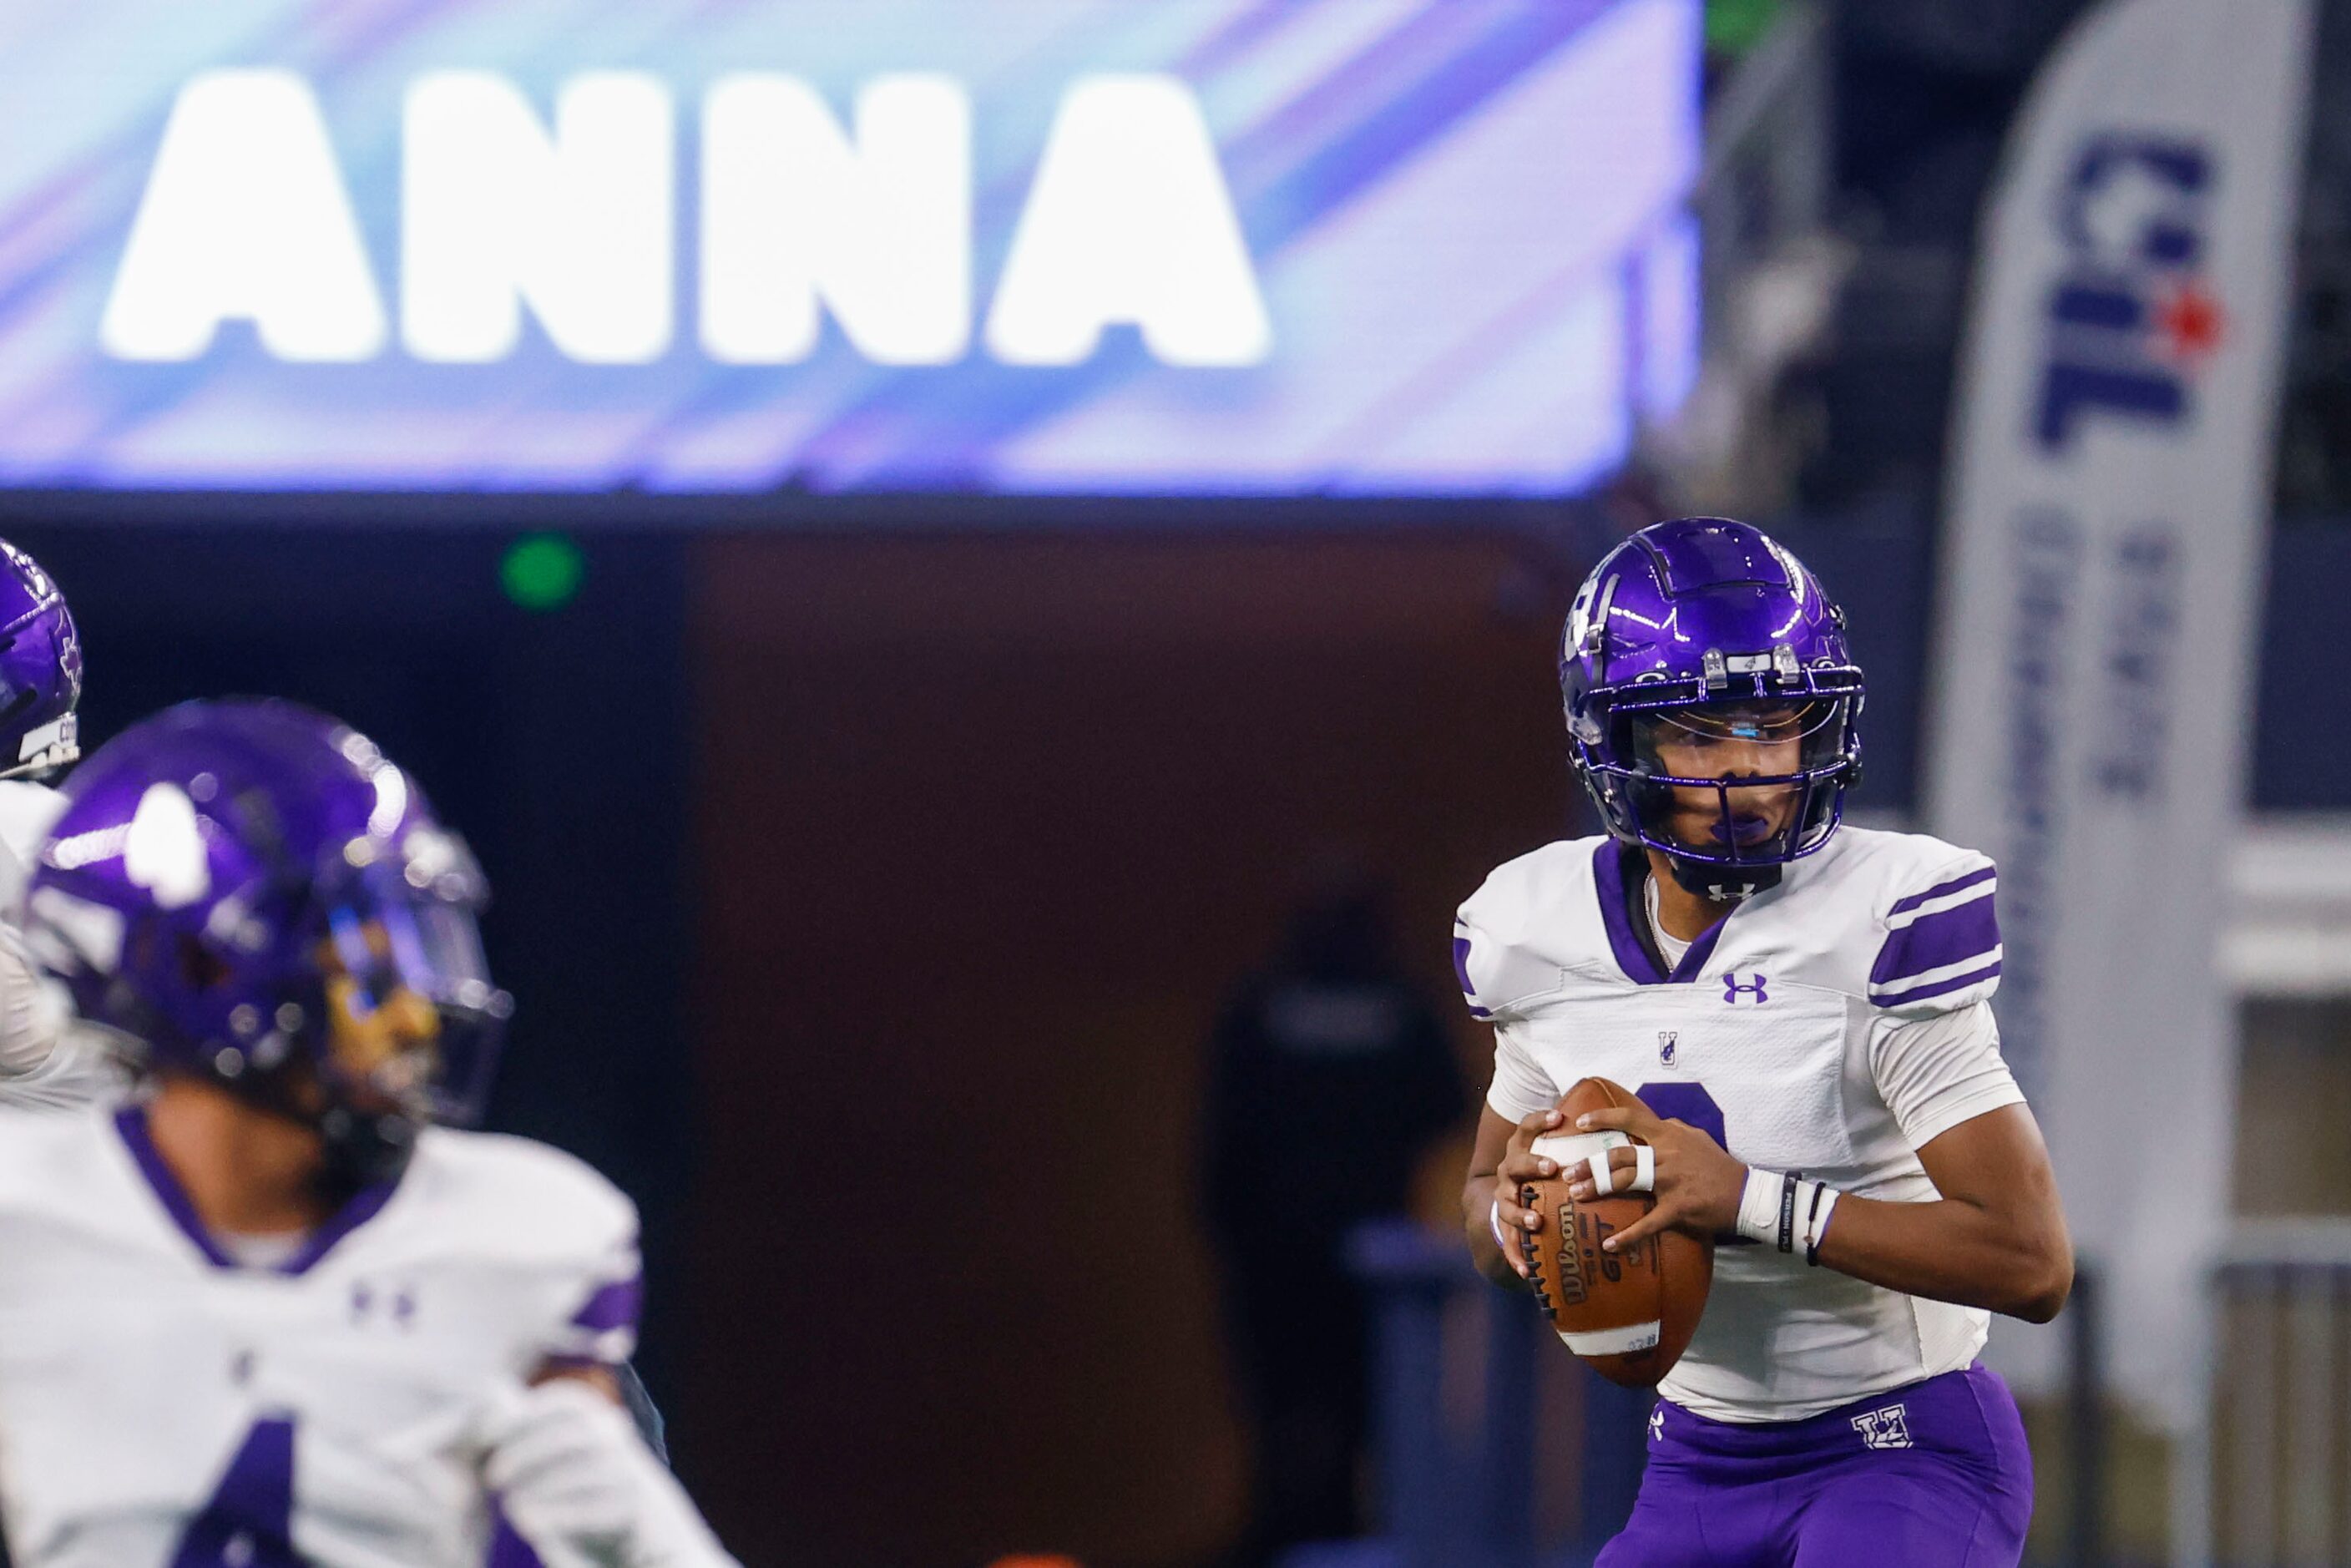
(172, 1417), (301, 1568)
(1635, 1081), (1725, 1146)
(1633, 1082), (1751, 1245)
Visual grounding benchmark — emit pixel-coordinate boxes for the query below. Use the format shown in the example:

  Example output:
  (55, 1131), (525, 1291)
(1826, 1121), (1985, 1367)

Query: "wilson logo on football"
(1522, 1186), (1588, 1308)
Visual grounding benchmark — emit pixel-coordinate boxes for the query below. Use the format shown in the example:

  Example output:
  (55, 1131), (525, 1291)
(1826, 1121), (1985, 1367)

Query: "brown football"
(1519, 1077), (1714, 1388)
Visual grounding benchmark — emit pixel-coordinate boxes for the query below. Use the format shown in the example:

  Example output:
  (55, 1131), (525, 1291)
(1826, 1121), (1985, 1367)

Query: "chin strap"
(1663, 852), (1782, 903)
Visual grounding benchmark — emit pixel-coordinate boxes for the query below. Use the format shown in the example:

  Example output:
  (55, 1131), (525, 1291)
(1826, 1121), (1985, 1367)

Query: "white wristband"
(1735, 1167), (1784, 1245)
(1489, 1196), (1511, 1254)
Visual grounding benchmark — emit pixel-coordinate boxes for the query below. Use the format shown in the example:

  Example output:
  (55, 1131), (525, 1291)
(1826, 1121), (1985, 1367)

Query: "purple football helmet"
(19, 700), (509, 1178)
(1561, 518), (1864, 899)
(0, 540), (81, 779)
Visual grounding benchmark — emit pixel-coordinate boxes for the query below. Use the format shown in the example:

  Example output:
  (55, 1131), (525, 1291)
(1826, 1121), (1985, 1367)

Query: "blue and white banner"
(1926, 0), (2313, 1422)
(0, 0), (1697, 498)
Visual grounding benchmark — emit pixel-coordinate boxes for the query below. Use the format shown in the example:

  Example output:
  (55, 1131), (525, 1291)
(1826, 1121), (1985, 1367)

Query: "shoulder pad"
(1454, 838), (1612, 1021)
(412, 1130), (643, 1364)
(410, 1128), (640, 1262)
(1858, 834), (2001, 1016)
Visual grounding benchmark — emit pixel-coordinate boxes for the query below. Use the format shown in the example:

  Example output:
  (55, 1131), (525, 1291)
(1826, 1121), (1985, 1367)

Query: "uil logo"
(1657, 1031), (1678, 1068)
(1722, 974), (1768, 1005)
(2036, 134), (2221, 449)
(1850, 1404), (1914, 1450)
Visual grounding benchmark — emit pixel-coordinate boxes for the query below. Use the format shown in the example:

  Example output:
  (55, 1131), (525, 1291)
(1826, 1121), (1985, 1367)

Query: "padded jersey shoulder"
(0, 1106), (128, 1218)
(1763, 827), (2000, 1015)
(1453, 837), (1618, 1023)
(402, 1126), (640, 1267)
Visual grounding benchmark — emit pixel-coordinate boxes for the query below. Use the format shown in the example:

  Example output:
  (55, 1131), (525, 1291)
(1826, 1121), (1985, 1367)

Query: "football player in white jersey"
(0, 539), (100, 1112)
(1456, 519), (2072, 1566)
(0, 699), (736, 1568)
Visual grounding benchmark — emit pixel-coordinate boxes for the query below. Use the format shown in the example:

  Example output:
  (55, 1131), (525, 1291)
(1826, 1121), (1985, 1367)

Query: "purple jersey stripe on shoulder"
(1887, 864), (1995, 918)
(1871, 894), (2000, 987)
(1452, 934), (1492, 1018)
(1873, 959), (2002, 1009)
(572, 1275), (645, 1334)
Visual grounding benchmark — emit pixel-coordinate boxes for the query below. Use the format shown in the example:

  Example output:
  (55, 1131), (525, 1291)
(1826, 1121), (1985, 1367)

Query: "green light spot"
(501, 534), (584, 612)
(1706, 0), (1782, 56)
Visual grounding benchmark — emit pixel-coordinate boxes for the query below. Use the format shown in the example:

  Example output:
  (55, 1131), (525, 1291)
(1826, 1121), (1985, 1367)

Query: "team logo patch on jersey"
(1657, 1030), (1678, 1068)
(1850, 1404), (1913, 1450)
(1722, 973), (1768, 1004)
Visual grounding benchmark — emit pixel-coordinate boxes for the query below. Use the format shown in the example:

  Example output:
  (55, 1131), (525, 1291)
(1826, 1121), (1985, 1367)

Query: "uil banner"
(1926, 0), (2313, 1422)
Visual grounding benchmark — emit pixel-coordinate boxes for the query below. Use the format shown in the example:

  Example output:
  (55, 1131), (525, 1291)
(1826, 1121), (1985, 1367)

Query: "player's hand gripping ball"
(1515, 1078), (1715, 1387)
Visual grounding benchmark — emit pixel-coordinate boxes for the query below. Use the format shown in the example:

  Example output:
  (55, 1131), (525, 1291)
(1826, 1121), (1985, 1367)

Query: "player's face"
(316, 917), (441, 1115)
(1637, 701), (1823, 852)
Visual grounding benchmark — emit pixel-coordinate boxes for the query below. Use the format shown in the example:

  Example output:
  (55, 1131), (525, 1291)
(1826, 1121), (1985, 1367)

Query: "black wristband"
(1804, 1181), (1830, 1265)
(1776, 1171), (1798, 1254)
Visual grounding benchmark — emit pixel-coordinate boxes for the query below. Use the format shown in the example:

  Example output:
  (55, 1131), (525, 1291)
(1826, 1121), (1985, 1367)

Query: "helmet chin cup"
(1664, 851), (1782, 903)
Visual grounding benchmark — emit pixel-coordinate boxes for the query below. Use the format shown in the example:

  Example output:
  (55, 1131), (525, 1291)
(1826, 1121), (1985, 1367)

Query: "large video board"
(0, 0), (1699, 497)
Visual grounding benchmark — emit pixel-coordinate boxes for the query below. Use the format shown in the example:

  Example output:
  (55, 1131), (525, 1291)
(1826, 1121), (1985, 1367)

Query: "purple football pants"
(1596, 1364), (2034, 1568)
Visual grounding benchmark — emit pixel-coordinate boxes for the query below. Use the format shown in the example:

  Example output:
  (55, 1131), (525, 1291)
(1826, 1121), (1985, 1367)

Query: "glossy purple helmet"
(19, 700), (508, 1178)
(1561, 518), (1863, 899)
(0, 541), (81, 779)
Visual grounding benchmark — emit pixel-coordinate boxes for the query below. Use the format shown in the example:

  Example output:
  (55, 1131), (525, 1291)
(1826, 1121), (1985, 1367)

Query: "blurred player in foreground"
(1455, 518), (2072, 1566)
(0, 699), (736, 1567)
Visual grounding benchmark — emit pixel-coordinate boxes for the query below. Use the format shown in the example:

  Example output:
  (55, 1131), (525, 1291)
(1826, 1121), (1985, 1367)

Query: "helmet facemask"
(296, 858), (509, 1184)
(1570, 670), (1863, 900)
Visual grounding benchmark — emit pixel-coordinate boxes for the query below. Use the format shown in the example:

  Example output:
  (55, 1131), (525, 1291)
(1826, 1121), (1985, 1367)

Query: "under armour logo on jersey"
(1850, 1404), (1913, 1450)
(1657, 1031), (1678, 1067)
(1722, 973), (1768, 1004)
(1649, 1407), (1665, 1444)
(351, 1279), (418, 1332)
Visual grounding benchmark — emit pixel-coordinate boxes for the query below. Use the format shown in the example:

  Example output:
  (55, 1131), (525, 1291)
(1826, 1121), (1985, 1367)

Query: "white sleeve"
(0, 1026), (122, 1111)
(1484, 1024), (1559, 1123)
(0, 781), (64, 917)
(0, 942), (61, 1080)
(1868, 1000), (2026, 1149)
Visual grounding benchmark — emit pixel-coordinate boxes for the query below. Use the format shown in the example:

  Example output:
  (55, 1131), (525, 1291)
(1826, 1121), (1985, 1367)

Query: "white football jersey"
(1456, 826), (2023, 1423)
(0, 779), (65, 913)
(0, 1105), (641, 1566)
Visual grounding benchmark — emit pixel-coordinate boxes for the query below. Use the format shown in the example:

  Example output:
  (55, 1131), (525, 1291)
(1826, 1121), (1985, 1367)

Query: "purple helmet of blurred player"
(1561, 518), (1864, 901)
(18, 700), (510, 1181)
(0, 540), (82, 779)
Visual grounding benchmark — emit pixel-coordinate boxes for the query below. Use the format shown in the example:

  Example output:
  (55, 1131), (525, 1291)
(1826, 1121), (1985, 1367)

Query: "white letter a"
(986, 75), (1270, 367)
(101, 70), (386, 362)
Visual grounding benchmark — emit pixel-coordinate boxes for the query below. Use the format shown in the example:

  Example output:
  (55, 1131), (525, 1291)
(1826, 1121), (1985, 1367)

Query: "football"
(1519, 1077), (1714, 1388)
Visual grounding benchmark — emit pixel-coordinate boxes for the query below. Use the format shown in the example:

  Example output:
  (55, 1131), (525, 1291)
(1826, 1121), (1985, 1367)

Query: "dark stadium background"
(1, 488), (2343, 1566)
